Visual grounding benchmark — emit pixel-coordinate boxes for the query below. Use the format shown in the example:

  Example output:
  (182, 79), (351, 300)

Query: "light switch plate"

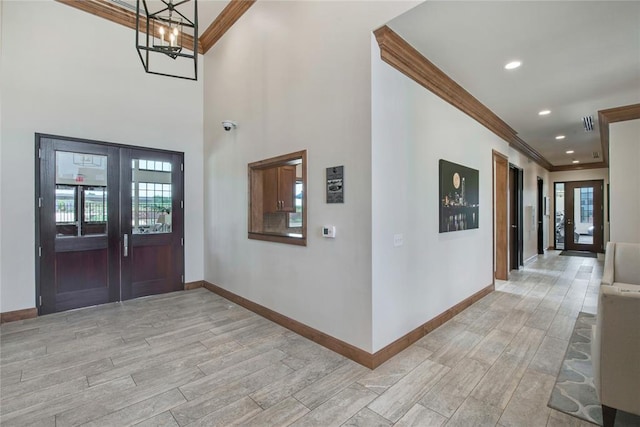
(394, 234), (403, 247)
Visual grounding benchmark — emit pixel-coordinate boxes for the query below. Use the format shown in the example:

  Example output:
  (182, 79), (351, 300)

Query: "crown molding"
(56, 0), (202, 54)
(598, 103), (640, 166)
(200, 0), (256, 53)
(55, 0), (256, 56)
(511, 136), (553, 171)
(550, 161), (608, 172)
(374, 25), (553, 171)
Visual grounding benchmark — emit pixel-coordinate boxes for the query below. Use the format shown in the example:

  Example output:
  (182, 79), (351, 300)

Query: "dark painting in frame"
(439, 159), (479, 233)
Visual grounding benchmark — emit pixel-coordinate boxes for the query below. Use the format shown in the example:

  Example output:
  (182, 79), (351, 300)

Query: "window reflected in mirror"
(248, 150), (307, 246)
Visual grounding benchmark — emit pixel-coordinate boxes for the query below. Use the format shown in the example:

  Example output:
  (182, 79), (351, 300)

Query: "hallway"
(0, 251), (601, 426)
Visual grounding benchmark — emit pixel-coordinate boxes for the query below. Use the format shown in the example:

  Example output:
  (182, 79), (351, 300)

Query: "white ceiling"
(388, 1), (640, 167)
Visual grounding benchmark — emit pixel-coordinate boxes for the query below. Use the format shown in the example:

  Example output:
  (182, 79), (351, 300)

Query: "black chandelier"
(136, 0), (198, 80)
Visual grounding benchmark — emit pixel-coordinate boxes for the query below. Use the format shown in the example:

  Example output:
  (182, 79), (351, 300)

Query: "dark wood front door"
(564, 180), (603, 253)
(36, 135), (184, 314)
(120, 148), (184, 300)
(38, 137), (120, 313)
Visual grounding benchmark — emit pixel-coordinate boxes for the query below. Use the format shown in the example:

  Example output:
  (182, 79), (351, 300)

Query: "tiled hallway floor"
(0, 251), (601, 426)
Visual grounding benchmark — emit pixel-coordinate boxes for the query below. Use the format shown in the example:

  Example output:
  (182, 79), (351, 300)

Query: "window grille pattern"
(580, 187), (593, 223)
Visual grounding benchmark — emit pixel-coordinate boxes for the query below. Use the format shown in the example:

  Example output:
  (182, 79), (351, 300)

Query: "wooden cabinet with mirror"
(249, 150), (306, 246)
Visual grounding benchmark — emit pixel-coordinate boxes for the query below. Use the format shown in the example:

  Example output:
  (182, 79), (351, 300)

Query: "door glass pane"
(132, 159), (172, 234)
(55, 185), (77, 236)
(83, 186), (107, 235)
(55, 151), (107, 237)
(574, 187), (594, 245)
(555, 183), (565, 250)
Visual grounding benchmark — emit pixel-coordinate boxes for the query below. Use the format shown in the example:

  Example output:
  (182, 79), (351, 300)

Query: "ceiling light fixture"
(572, 160), (580, 164)
(504, 61), (522, 70)
(566, 150), (575, 154)
(538, 110), (551, 116)
(555, 135), (565, 140)
(136, 0), (198, 80)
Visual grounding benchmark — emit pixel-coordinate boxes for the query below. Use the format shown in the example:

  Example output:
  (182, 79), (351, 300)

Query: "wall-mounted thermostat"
(322, 225), (336, 238)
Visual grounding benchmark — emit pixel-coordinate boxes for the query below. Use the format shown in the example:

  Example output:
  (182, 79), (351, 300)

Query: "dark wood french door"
(120, 148), (184, 300)
(564, 180), (603, 253)
(36, 134), (184, 315)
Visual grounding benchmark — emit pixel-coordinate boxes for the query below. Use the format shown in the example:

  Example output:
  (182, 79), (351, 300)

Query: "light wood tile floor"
(0, 251), (601, 426)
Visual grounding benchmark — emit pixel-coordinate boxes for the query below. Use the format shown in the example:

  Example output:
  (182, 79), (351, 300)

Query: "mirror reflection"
(248, 150), (306, 246)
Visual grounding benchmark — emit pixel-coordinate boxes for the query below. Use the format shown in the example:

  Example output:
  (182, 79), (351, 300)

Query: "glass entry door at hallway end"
(36, 135), (184, 315)
(560, 180), (603, 253)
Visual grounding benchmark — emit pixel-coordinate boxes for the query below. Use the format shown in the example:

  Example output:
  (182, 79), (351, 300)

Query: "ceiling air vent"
(583, 115), (595, 132)
(593, 151), (600, 159)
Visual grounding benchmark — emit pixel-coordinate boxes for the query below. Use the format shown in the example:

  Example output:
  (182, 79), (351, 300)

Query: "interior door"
(38, 137), (121, 314)
(564, 180), (603, 252)
(494, 151), (508, 280)
(537, 177), (544, 254)
(509, 165), (523, 270)
(37, 135), (184, 314)
(120, 149), (184, 300)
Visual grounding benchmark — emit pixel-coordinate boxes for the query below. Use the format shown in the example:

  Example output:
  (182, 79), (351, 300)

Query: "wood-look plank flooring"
(0, 251), (600, 426)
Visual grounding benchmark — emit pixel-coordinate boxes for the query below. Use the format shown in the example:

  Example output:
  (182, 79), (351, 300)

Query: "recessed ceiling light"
(572, 160), (580, 164)
(539, 110), (551, 116)
(504, 61), (522, 70)
(555, 135), (565, 140)
(566, 150), (575, 154)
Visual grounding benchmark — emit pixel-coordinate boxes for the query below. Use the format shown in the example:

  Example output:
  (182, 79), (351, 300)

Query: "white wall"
(0, 0), (204, 312)
(371, 37), (513, 352)
(203, 1), (417, 353)
(507, 148), (551, 260)
(0, 0), (4, 308)
(609, 119), (640, 243)
(549, 168), (609, 249)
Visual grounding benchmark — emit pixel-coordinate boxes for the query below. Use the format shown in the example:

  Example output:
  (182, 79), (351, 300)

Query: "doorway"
(537, 177), (544, 254)
(36, 134), (184, 314)
(493, 151), (508, 280)
(562, 180), (604, 253)
(509, 164), (523, 271)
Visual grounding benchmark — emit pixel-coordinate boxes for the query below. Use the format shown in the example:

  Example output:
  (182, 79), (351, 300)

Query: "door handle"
(511, 225), (517, 228)
(123, 234), (128, 257)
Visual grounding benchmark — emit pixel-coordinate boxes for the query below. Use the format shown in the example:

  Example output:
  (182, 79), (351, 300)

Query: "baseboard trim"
(371, 283), (494, 367)
(1, 307), (38, 324)
(202, 281), (494, 369)
(203, 281), (373, 367)
(184, 280), (205, 291)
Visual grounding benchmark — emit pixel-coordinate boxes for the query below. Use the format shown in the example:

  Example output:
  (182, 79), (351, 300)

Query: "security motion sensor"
(222, 120), (237, 131)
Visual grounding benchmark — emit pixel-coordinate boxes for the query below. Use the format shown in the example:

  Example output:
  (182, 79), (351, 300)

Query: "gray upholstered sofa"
(591, 242), (640, 427)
